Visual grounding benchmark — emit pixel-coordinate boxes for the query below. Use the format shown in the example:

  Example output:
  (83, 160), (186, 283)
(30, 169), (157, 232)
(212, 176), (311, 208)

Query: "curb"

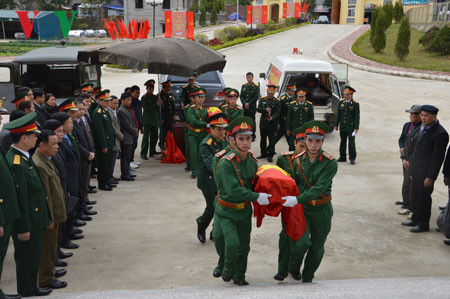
(327, 28), (450, 82)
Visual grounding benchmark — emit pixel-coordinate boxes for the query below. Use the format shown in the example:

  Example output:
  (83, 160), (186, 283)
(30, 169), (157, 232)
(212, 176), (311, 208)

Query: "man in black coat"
(402, 105), (449, 232)
(129, 85), (143, 164)
(32, 88), (49, 125)
(443, 146), (450, 245)
(397, 105), (422, 214)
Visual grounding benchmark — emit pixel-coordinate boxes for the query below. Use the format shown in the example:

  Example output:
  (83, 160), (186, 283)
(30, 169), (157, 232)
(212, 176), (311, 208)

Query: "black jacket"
(409, 120), (449, 180)
(59, 138), (81, 198)
(34, 103), (48, 127)
(73, 119), (94, 166)
(131, 97), (143, 130)
(400, 122), (421, 161)
(52, 149), (68, 202)
(443, 146), (450, 178)
(398, 122), (412, 149)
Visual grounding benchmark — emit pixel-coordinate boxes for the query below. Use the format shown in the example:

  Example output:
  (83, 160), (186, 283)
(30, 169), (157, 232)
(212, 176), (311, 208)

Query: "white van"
(259, 55), (348, 129)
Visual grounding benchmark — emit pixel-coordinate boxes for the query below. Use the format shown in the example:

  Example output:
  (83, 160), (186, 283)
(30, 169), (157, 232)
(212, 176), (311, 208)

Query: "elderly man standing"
(33, 130), (68, 290)
(108, 96), (124, 181)
(117, 93), (138, 181)
(403, 105), (449, 233)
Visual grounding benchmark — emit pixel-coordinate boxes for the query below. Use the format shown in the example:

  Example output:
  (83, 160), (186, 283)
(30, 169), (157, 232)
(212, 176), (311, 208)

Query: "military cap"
(301, 120), (328, 140)
(286, 84), (296, 90)
(144, 79), (155, 87)
(161, 79), (171, 87)
(223, 87), (232, 95)
(296, 87), (309, 96)
(292, 127), (306, 142)
(188, 74), (197, 80)
(4, 111), (40, 133)
(207, 107), (228, 127)
(12, 92), (30, 108)
(227, 88), (239, 98)
(405, 105), (421, 114)
(81, 82), (94, 92)
(267, 85), (277, 93)
(421, 104), (439, 114)
(193, 87), (206, 96)
(96, 89), (112, 101)
(229, 116), (255, 136)
(93, 85), (102, 93)
(58, 98), (78, 112)
(343, 86), (356, 94)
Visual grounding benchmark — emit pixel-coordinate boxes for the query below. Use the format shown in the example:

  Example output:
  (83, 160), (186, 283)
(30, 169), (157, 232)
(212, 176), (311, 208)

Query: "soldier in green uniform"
(214, 116), (271, 285)
(222, 89), (243, 123)
(256, 85), (281, 162)
(185, 87), (208, 179)
(286, 88), (314, 151)
(335, 86), (360, 165)
(159, 80), (176, 151)
(240, 72), (260, 140)
(0, 107), (22, 299)
(274, 127), (310, 281)
(93, 85), (101, 99)
(91, 90), (115, 190)
(180, 75), (199, 108)
(196, 108), (228, 244)
(275, 84), (296, 146)
(5, 112), (52, 297)
(183, 91), (196, 172)
(281, 120), (338, 283)
(140, 80), (162, 159)
(218, 87), (231, 111)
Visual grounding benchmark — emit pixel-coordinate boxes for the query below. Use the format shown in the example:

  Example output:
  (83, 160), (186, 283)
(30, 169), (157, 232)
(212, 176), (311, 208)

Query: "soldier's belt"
(307, 194), (332, 206)
(217, 197), (249, 210)
(186, 124), (206, 133)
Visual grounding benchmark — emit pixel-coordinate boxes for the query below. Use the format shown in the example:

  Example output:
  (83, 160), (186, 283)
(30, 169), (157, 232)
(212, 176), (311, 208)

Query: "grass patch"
(106, 64), (132, 69)
(211, 22), (309, 50)
(0, 40), (89, 57)
(352, 24), (450, 73)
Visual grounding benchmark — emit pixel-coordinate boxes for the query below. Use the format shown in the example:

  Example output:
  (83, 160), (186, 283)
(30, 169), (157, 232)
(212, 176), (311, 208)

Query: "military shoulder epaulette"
(97, 108), (102, 113)
(236, 105), (242, 109)
(352, 99), (358, 103)
(306, 101), (312, 105)
(294, 151), (306, 159)
(275, 97), (281, 101)
(182, 84), (188, 88)
(13, 154), (21, 165)
(290, 100), (296, 104)
(215, 149), (227, 158)
(225, 152), (236, 160)
(206, 138), (213, 145)
(222, 104), (229, 108)
(249, 151), (257, 161)
(340, 98), (345, 102)
(282, 151), (294, 156)
(322, 152), (334, 160)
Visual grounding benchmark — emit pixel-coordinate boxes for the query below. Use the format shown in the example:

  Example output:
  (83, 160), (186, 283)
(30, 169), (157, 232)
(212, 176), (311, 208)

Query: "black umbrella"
(77, 38), (227, 76)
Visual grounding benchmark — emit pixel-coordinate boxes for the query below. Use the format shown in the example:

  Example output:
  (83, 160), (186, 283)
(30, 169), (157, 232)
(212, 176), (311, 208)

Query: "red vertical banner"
(262, 5), (268, 24)
(16, 11), (40, 38)
(187, 11), (194, 40)
(171, 11), (186, 38)
(282, 3), (287, 18)
(305, 4), (309, 12)
(247, 5), (252, 25)
(295, 3), (300, 18)
(287, 3), (295, 17)
(165, 11), (172, 38)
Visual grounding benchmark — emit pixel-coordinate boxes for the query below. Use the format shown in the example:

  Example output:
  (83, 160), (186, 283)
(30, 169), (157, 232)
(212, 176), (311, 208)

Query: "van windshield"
(284, 72), (332, 106)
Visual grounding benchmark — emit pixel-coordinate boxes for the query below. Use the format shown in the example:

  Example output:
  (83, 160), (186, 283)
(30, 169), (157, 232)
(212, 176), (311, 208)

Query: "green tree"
(372, 10), (386, 53)
(394, 17), (410, 60)
(210, 5), (218, 25)
(429, 25), (450, 56)
(306, 0), (316, 13)
(323, 0), (332, 8)
(382, 2), (393, 28)
(393, 2), (404, 23)
(0, 0), (16, 9)
(199, 7), (207, 26)
(370, 6), (380, 47)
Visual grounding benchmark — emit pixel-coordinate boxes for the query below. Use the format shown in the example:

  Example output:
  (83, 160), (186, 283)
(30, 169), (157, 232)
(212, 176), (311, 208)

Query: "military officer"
(159, 79), (176, 151)
(180, 75), (199, 108)
(214, 116), (270, 285)
(240, 72), (260, 140)
(218, 87), (231, 111)
(0, 107), (22, 299)
(183, 91), (196, 172)
(11, 92), (30, 110)
(256, 85), (281, 162)
(286, 88), (314, 151)
(92, 85), (102, 99)
(140, 80), (162, 159)
(282, 120), (338, 283)
(222, 89), (243, 123)
(276, 84), (296, 145)
(274, 127), (310, 281)
(196, 108), (228, 244)
(5, 112), (52, 297)
(185, 87), (208, 179)
(92, 90), (115, 191)
(335, 86), (360, 165)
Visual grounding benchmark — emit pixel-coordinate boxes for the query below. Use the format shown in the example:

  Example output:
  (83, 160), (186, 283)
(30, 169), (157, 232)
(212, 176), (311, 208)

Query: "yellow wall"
(252, 0), (302, 23)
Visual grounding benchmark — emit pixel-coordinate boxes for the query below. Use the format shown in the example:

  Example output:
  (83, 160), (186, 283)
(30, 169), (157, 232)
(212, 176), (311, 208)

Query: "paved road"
(2, 24), (450, 297)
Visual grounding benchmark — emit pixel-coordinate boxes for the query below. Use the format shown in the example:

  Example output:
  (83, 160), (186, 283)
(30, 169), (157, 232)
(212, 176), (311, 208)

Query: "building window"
(347, 6), (356, 17)
(347, 18), (355, 23)
(286, 0), (294, 2)
(256, 0), (263, 4)
(348, 0), (356, 4)
(163, 0), (170, 9)
(136, 0), (143, 9)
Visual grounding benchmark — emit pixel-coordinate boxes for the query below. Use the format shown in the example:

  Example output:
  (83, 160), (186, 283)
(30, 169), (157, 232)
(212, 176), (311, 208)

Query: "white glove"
(257, 193), (272, 205)
(282, 196), (298, 207)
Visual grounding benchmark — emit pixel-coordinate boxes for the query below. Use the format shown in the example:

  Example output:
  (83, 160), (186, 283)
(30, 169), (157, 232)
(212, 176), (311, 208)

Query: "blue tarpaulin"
(228, 13), (242, 21)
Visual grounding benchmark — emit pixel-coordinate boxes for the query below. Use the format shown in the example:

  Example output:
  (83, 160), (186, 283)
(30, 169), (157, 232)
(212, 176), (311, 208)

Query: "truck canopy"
(13, 46), (85, 64)
(271, 56), (335, 74)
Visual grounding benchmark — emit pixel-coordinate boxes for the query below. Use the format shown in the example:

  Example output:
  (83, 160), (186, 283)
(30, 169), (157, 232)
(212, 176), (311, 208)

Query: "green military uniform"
(185, 98), (208, 177)
(180, 83), (199, 106)
(240, 82), (259, 137)
(289, 121), (338, 282)
(257, 95), (281, 159)
(0, 146), (21, 298)
(140, 92), (160, 157)
(183, 103), (193, 170)
(275, 93), (294, 145)
(336, 88), (360, 162)
(286, 99), (314, 151)
(4, 112), (51, 296)
(91, 91), (115, 188)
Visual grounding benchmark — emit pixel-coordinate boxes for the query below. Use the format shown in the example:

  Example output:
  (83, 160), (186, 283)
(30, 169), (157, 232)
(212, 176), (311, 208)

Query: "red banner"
(165, 11), (171, 38)
(247, 5), (252, 25)
(171, 11), (186, 38)
(262, 5), (268, 24)
(305, 4), (310, 12)
(252, 6), (263, 24)
(187, 11), (194, 40)
(295, 3), (300, 18)
(287, 3), (295, 18)
(282, 3), (287, 18)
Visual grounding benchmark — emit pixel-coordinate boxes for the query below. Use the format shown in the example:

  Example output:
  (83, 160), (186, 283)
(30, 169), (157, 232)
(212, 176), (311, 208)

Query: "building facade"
(251, 0), (304, 23)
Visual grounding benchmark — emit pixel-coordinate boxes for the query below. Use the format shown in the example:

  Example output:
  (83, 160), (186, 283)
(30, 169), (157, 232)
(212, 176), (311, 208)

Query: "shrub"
(189, 3), (199, 12)
(382, 2), (394, 28)
(246, 28), (264, 37)
(394, 17), (411, 60)
(221, 26), (244, 41)
(372, 10), (386, 53)
(419, 26), (440, 48)
(370, 7), (380, 46)
(208, 38), (223, 46)
(284, 17), (297, 27)
(199, 8), (206, 26)
(194, 33), (209, 45)
(393, 2), (404, 23)
(238, 25), (249, 36)
(214, 28), (226, 41)
(429, 25), (450, 56)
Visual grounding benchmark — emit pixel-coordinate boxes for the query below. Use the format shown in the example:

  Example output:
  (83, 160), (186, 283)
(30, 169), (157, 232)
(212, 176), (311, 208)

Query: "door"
(81, 63), (101, 87)
(0, 63), (17, 113)
(330, 75), (341, 113)
(271, 4), (279, 22)
(331, 63), (348, 94)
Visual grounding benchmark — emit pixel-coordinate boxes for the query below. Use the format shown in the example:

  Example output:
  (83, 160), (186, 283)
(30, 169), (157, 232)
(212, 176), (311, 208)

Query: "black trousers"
(411, 175), (434, 228)
(159, 122), (172, 150)
(401, 165), (412, 209)
(275, 121), (289, 146)
(130, 136), (138, 162)
(120, 143), (132, 177)
(260, 128), (276, 157)
(109, 150), (118, 179)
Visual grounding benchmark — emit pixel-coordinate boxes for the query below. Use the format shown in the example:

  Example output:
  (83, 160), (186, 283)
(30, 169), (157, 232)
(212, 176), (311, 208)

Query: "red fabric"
(161, 131), (186, 164)
(252, 165), (306, 241)
(104, 18), (115, 40)
(282, 3), (287, 18)
(165, 11), (172, 38)
(187, 12), (195, 40)
(247, 6), (252, 25)
(127, 106), (139, 129)
(295, 3), (300, 18)
(262, 6), (268, 24)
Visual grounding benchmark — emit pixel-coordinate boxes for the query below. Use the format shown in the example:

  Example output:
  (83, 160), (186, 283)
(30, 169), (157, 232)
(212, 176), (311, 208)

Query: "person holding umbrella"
(158, 80), (176, 152)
